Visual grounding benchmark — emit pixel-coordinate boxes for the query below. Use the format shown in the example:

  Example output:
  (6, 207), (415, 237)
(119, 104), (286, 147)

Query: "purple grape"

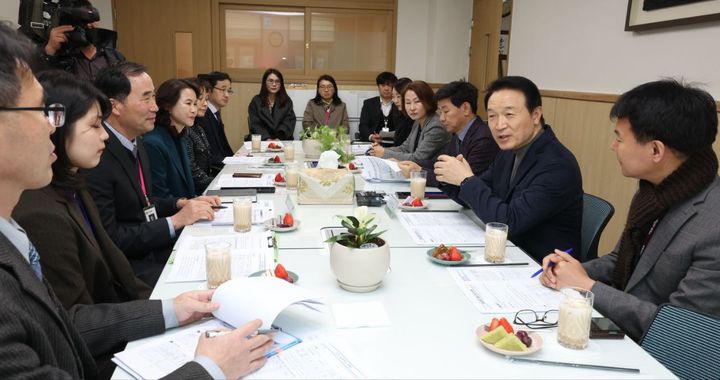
(516, 331), (532, 347)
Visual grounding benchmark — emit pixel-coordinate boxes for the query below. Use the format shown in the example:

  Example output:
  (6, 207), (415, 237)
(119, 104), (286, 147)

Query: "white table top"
(113, 144), (675, 379)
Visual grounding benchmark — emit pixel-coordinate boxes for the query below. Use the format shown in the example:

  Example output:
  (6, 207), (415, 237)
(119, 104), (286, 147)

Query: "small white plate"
(264, 218), (300, 232)
(264, 162), (285, 167)
(274, 180), (286, 187)
(398, 203), (427, 210)
(266, 147), (284, 152)
(349, 168), (362, 174)
(476, 325), (543, 356)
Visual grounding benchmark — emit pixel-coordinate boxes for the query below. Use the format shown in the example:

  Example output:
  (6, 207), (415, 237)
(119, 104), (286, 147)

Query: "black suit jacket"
(0, 233), (211, 379)
(14, 186), (152, 308)
(358, 96), (400, 141)
(416, 117), (499, 187)
(248, 95), (296, 140)
(445, 126), (583, 262)
(196, 110), (234, 167)
(83, 124), (178, 260)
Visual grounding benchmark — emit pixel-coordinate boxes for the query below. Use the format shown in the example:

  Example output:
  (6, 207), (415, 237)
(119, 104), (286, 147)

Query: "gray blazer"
(0, 233), (211, 379)
(584, 176), (720, 340)
(383, 113), (450, 162)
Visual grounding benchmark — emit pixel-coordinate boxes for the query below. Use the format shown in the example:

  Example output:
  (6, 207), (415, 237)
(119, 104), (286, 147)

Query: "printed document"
(398, 212), (486, 245)
(222, 156), (268, 165)
(355, 156), (408, 182)
(194, 200), (274, 226)
(448, 266), (565, 313)
(217, 173), (274, 188)
(167, 232), (273, 282)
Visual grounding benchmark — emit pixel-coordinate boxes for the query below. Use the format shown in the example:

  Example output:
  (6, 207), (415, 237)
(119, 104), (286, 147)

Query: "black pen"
(211, 205), (227, 210)
(455, 262), (528, 267)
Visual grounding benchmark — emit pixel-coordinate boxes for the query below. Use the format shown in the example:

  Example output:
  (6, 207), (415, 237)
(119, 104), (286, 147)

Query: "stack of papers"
(397, 212), (486, 245)
(217, 173), (274, 188)
(354, 156), (408, 182)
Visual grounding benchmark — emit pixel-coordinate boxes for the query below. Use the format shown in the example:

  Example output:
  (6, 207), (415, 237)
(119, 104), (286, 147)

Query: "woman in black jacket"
(247, 68), (296, 140)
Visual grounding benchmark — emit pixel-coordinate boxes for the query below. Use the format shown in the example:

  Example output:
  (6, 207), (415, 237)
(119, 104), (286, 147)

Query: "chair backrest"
(640, 303), (720, 379)
(581, 193), (614, 262)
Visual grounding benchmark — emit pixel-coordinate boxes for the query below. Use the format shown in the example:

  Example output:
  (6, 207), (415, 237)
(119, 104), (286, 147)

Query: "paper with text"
(398, 212), (485, 245)
(167, 232), (273, 282)
(217, 173), (274, 188)
(194, 200), (274, 226)
(223, 156), (268, 165)
(246, 334), (369, 379)
(448, 266), (564, 313)
(355, 156), (408, 182)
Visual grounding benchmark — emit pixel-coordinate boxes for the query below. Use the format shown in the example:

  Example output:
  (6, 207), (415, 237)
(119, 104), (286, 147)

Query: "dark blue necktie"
(28, 241), (43, 280)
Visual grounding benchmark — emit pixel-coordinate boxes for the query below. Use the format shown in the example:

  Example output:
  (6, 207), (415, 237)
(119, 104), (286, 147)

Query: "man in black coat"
(436, 77), (583, 263)
(358, 71), (401, 143)
(196, 71), (235, 171)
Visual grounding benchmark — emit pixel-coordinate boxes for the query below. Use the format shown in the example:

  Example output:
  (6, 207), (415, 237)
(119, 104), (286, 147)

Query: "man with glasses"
(0, 21), (271, 379)
(540, 80), (720, 341)
(197, 71), (235, 172)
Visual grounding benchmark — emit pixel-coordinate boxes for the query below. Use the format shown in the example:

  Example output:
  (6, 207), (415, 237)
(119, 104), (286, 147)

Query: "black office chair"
(580, 193), (614, 262)
(640, 304), (720, 379)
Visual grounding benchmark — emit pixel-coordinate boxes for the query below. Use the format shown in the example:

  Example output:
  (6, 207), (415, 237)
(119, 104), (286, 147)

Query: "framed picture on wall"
(499, 31), (509, 55)
(625, 0), (720, 31)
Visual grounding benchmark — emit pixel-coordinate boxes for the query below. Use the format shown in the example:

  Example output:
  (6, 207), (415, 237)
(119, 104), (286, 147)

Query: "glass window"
(224, 9), (305, 71)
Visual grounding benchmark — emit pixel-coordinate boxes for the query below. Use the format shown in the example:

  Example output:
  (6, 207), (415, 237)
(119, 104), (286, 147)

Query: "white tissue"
(317, 150), (340, 169)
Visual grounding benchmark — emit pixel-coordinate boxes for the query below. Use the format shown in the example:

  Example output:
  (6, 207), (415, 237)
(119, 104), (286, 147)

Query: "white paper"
(113, 319), (227, 380)
(397, 212), (486, 245)
(223, 156), (268, 165)
(246, 334), (368, 379)
(194, 200), (274, 226)
(217, 173), (274, 188)
(212, 277), (323, 330)
(448, 266), (564, 313)
(331, 301), (391, 329)
(351, 143), (372, 155)
(167, 232), (273, 282)
(355, 156), (408, 182)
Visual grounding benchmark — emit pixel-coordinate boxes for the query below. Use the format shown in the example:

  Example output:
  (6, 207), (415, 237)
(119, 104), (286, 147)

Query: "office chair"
(640, 304), (720, 379)
(580, 193), (614, 262)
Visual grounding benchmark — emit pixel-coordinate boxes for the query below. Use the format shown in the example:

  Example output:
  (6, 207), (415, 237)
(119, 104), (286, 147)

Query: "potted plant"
(326, 206), (390, 292)
(300, 124), (335, 159)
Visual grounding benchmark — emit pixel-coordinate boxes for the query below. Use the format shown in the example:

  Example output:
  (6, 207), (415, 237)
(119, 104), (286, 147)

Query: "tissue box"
(298, 168), (354, 204)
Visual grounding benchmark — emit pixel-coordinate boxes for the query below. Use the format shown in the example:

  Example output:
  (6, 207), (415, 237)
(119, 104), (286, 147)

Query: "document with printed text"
(397, 212), (486, 245)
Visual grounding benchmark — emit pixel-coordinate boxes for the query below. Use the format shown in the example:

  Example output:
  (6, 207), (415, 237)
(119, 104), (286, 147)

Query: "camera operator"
(38, 1), (125, 81)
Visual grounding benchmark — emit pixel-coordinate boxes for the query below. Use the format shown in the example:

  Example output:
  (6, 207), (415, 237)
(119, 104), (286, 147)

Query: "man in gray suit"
(0, 22), (271, 378)
(540, 79), (720, 341)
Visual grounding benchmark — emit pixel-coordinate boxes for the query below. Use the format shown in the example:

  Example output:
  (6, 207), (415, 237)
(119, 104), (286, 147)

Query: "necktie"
(455, 137), (462, 154)
(28, 241), (43, 280)
(215, 111), (223, 127)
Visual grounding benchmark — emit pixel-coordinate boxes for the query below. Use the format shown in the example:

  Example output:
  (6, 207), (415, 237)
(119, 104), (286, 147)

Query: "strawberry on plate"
(410, 197), (423, 207)
(448, 247), (462, 261)
(273, 155), (281, 163)
(274, 173), (285, 182)
(267, 142), (278, 149)
(282, 212), (294, 227)
(274, 263), (289, 279)
(348, 162), (357, 170)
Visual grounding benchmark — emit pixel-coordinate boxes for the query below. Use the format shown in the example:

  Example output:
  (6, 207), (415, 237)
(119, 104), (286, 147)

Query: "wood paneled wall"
(542, 92), (720, 255)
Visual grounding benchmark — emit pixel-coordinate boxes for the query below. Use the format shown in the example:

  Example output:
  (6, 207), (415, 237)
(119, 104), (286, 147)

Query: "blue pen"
(530, 248), (573, 278)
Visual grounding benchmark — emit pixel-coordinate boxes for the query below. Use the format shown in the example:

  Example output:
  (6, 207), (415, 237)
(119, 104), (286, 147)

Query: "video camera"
(18, 0), (100, 49)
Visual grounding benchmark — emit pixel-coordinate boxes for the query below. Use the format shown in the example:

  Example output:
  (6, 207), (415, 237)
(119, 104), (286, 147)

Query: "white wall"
(1, 0), (114, 29)
(509, 0), (720, 98)
(396, 0), (472, 83)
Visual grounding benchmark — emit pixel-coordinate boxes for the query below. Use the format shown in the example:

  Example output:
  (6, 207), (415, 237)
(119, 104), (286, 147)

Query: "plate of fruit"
(398, 196), (427, 210)
(264, 212), (298, 232)
(250, 263), (298, 284)
(427, 244), (470, 265)
(266, 142), (284, 152)
(477, 317), (542, 356)
(273, 172), (286, 187)
(265, 155), (284, 166)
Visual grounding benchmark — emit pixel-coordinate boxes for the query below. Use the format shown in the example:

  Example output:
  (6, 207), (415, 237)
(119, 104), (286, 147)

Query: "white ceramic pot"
(302, 139), (322, 159)
(330, 239), (390, 292)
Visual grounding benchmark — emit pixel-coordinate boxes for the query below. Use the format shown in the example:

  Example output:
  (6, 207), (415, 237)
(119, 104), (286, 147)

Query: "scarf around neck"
(613, 147), (718, 289)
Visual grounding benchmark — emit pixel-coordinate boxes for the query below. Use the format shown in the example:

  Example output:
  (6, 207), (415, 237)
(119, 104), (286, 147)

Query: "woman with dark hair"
(302, 74), (349, 130)
(248, 68), (296, 140)
(368, 80), (450, 161)
(144, 78), (199, 198)
(390, 77), (413, 146)
(13, 70), (151, 309)
(186, 78), (215, 191)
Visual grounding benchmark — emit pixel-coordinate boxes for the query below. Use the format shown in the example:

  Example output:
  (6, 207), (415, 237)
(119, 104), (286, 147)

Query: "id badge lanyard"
(137, 157), (151, 207)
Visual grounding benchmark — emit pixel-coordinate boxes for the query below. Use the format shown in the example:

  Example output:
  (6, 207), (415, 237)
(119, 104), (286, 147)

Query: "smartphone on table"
(590, 317), (625, 339)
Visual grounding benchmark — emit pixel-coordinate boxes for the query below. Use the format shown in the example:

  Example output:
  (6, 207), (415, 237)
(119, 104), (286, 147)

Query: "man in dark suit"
(540, 80), (720, 340)
(83, 62), (219, 285)
(437, 76), (583, 263)
(398, 81), (499, 187)
(0, 22), (270, 378)
(358, 71), (400, 143)
(196, 71), (235, 171)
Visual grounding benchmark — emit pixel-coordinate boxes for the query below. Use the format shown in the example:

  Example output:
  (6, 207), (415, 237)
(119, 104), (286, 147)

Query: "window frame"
(213, 0), (397, 84)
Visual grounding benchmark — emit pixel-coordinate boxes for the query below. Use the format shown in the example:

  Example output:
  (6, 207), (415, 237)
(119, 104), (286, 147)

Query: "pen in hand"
(530, 248), (573, 278)
(211, 205), (227, 210)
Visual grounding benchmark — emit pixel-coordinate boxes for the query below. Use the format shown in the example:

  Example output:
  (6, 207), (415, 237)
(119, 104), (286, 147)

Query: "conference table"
(113, 141), (675, 379)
